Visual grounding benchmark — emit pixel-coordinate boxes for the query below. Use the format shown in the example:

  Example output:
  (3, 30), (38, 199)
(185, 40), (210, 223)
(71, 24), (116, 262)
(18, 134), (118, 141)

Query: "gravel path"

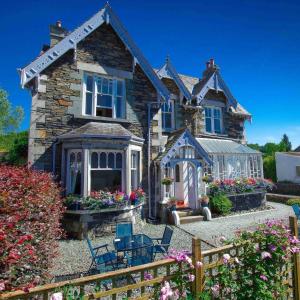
(51, 218), (212, 277)
(179, 202), (294, 247)
(51, 202), (293, 277)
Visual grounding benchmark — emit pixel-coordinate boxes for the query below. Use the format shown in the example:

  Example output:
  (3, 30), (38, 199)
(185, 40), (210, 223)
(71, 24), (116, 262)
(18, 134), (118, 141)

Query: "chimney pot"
(56, 20), (62, 28)
(209, 58), (214, 67)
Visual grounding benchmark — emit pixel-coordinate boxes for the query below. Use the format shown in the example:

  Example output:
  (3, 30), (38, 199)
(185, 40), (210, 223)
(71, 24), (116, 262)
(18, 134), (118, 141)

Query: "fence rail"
(1, 216), (299, 300)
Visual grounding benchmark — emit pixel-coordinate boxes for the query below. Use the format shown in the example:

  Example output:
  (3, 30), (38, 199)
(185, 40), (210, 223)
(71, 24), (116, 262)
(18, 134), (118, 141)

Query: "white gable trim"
(157, 58), (192, 101)
(196, 71), (237, 108)
(19, 4), (171, 101)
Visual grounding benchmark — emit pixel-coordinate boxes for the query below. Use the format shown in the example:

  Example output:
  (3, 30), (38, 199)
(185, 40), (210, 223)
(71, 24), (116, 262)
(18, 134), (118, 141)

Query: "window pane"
(86, 75), (93, 92)
(116, 153), (122, 169)
(70, 152), (75, 167)
(131, 152), (137, 169)
(205, 107), (212, 117)
(116, 97), (123, 118)
(175, 164), (180, 182)
(85, 92), (93, 115)
(108, 152), (115, 168)
(205, 117), (212, 132)
(77, 152), (81, 163)
(164, 114), (172, 129)
(131, 170), (137, 189)
(214, 108), (221, 118)
(96, 107), (113, 118)
(102, 78), (109, 94)
(97, 94), (112, 108)
(91, 152), (98, 168)
(100, 152), (107, 168)
(117, 80), (123, 96)
(91, 170), (121, 192)
(214, 118), (221, 133)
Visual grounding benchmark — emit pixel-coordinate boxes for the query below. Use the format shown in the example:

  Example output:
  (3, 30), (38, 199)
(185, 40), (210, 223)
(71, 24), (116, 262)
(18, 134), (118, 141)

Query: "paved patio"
(179, 202), (294, 247)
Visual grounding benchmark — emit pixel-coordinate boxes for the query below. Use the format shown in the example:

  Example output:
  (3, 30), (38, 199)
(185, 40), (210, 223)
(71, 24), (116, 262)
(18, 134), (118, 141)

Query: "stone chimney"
(49, 20), (68, 47)
(202, 58), (219, 78)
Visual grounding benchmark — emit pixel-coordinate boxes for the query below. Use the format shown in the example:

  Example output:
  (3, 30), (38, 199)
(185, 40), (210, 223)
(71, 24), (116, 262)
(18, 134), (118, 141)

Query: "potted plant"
(167, 197), (177, 212)
(64, 194), (82, 210)
(161, 177), (174, 186)
(200, 195), (210, 207)
(202, 175), (213, 184)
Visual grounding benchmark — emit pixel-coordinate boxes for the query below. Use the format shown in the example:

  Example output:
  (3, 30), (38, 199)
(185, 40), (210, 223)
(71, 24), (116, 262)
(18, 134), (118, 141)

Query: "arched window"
(91, 152), (98, 168)
(108, 152), (115, 168)
(100, 152), (107, 168)
(116, 153), (122, 169)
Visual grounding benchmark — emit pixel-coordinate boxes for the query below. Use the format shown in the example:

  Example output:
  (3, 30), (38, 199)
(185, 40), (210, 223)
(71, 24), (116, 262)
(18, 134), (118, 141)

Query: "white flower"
(50, 292), (63, 300)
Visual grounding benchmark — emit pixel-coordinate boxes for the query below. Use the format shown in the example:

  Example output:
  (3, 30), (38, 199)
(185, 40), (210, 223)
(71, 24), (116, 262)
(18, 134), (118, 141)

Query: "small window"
(205, 107), (222, 134)
(100, 152), (107, 168)
(116, 153), (122, 169)
(162, 101), (174, 131)
(131, 151), (140, 189)
(91, 152), (98, 168)
(108, 153), (115, 168)
(68, 150), (82, 195)
(84, 74), (125, 118)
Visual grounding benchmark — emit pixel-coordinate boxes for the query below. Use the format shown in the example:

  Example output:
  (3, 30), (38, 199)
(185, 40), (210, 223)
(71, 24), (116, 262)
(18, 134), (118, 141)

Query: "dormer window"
(205, 107), (222, 134)
(162, 100), (174, 131)
(84, 74), (125, 119)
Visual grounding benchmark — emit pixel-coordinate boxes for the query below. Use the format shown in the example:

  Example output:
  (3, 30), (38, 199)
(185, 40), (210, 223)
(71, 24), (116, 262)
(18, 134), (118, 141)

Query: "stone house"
(19, 4), (263, 218)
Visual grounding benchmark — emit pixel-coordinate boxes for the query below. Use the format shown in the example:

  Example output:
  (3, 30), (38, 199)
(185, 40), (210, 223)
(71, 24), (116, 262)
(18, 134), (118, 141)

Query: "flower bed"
(64, 188), (145, 210)
(208, 177), (273, 196)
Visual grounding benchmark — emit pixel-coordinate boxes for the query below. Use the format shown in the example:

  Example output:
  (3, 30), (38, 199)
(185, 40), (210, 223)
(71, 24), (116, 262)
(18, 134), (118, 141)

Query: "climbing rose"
(261, 251), (272, 259)
(223, 253), (230, 263)
(50, 292), (63, 300)
(160, 281), (173, 300)
(188, 273), (195, 282)
(260, 274), (268, 281)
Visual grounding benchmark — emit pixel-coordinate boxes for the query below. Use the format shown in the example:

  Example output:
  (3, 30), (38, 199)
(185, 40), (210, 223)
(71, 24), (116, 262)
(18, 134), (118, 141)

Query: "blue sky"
(0, 0), (299, 147)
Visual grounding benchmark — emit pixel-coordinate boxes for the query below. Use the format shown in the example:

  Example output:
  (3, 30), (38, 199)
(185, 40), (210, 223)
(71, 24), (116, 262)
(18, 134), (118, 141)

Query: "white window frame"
(130, 150), (140, 190)
(204, 106), (223, 134)
(83, 73), (126, 119)
(162, 100), (175, 131)
(88, 150), (125, 194)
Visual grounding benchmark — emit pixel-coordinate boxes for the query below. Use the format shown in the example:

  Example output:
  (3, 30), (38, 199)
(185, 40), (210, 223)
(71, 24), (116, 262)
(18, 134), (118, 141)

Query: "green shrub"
(210, 194), (232, 215)
(263, 155), (277, 182)
(286, 198), (300, 206)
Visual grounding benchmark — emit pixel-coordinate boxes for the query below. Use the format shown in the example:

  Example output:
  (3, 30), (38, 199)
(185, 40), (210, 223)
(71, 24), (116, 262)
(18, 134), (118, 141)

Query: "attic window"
(162, 100), (174, 131)
(84, 74), (125, 119)
(205, 107), (222, 134)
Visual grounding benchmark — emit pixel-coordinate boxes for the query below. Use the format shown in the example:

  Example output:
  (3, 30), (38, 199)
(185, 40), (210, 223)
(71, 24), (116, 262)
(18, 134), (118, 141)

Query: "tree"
(279, 134), (292, 152)
(0, 88), (24, 134)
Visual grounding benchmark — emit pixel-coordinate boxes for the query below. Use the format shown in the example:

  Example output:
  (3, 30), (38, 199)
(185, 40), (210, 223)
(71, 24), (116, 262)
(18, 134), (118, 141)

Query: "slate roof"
(57, 122), (144, 142)
(196, 138), (261, 154)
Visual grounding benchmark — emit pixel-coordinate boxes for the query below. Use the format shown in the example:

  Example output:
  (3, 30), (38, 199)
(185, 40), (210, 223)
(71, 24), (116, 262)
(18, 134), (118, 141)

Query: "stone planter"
(61, 204), (143, 240)
(227, 190), (266, 212)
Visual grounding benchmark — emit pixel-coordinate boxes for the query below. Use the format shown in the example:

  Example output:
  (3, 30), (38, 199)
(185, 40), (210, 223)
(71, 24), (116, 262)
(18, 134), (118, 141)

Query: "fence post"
(192, 237), (203, 297)
(290, 216), (300, 300)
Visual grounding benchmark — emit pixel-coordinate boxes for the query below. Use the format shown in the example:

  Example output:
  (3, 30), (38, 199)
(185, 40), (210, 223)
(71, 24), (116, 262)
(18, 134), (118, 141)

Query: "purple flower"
(260, 274), (268, 281)
(144, 272), (153, 281)
(269, 244), (276, 252)
(290, 247), (300, 254)
(261, 251), (272, 259)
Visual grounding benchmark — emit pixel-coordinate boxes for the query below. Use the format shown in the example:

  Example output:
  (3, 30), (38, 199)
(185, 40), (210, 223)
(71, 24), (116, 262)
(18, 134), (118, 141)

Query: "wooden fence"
(1, 216), (300, 300)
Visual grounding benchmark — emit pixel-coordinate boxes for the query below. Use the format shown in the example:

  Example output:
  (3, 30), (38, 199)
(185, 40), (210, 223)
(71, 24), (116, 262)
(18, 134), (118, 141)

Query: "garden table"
(114, 234), (154, 266)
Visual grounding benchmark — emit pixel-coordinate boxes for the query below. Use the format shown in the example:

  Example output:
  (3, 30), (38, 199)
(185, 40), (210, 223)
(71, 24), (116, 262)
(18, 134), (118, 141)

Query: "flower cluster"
(0, 165), (64, 292)
(208, 177), (274, 196)
(207, 219), (300, 299)
(64, 188), (145, 210)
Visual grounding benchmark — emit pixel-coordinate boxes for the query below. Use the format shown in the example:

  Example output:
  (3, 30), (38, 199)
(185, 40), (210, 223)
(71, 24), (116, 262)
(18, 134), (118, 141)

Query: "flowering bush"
(64, 188), (145, 210)
(153, 249), (202, 299)
(206, 219), (300, 299)
(209, 177), (274, 196)
(161, 177), (174, 186)
(0, 165), (64, 292)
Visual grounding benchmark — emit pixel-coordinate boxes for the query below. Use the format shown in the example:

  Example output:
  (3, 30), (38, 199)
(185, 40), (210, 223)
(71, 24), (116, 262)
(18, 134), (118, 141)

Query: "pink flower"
(260, 274), (268, 281)
(261, 251), (272, 259)
(290, 247), (300, 254)
(219, 236), (227, 243)
(160, 281), (173, 300)
(0, 282), (5, 291)
(144, 272), (153, 281)
(188, 273), (195, 282)
(211, 284), (220, 297)
(290, 236), (300, 244)
(196, 261), (203, 268)
(50, 292), (63, 300)
(223, 253), (230, 264)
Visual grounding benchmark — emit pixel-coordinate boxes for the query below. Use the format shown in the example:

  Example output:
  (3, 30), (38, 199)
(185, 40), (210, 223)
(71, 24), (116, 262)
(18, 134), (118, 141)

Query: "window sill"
(202, 132), (228, 137)
(74, 114), (130, 123)
(162, 128), (176, 133)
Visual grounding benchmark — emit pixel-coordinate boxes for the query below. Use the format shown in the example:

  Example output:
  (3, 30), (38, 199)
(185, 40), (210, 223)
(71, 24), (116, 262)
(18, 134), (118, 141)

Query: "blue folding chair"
(116, 222), (133, 238)
(86, 238), (120, 273)
(292, 204), (300, 220)
(151, 226), (173, 257)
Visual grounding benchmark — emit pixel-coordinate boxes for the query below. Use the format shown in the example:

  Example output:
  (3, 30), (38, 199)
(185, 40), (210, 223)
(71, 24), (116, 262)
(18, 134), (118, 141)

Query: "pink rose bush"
(206, 219), (300, 299)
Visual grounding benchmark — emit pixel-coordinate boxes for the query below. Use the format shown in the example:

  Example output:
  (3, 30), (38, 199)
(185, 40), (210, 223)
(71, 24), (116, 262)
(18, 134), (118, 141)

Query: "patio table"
(114, 234), (154, 266)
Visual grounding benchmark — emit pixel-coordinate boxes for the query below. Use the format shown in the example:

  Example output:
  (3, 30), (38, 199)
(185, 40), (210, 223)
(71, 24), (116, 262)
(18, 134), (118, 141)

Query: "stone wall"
(29, 24), (160, 196)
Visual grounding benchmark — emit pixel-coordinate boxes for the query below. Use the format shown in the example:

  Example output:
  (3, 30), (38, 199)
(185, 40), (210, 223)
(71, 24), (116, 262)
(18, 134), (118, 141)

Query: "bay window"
(205, 107), (222, 134)
(131, 151), (140, 189)
(84, 74), (125, 118)
(162, 101), (174, 131)
(67, 150), (82, 195)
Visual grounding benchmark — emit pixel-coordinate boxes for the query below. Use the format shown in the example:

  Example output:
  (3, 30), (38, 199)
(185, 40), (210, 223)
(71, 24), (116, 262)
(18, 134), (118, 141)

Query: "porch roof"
(57, 122), (144, 143)
(196, 138), (261, 155)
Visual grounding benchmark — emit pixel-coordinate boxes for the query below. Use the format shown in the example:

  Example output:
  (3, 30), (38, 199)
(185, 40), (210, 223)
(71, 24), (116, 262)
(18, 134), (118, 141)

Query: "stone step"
(177, 210), (194, 217)
(180, 215), (204, 224)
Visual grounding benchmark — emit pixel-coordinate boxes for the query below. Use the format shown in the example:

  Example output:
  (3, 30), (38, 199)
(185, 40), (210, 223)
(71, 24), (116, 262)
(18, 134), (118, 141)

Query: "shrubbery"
(287, 198), (300, 206)
(0, 165), (64, 292)
(210, 194), (232, 215)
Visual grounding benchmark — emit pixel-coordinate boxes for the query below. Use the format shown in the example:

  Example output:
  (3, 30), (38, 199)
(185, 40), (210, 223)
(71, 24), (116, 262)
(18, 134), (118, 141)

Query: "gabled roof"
(157, 57), (192, 101)
(159, 129), (213, 166)
(194, 70), (237, 108)
(57, 122), (144, 143)
(19, 4), (170, 101)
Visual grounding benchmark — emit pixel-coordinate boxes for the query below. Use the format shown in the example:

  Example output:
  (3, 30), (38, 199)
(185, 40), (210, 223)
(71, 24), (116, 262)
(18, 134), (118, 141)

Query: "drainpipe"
(52, 139), (59, 174)
(147, 101), (163, 219)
